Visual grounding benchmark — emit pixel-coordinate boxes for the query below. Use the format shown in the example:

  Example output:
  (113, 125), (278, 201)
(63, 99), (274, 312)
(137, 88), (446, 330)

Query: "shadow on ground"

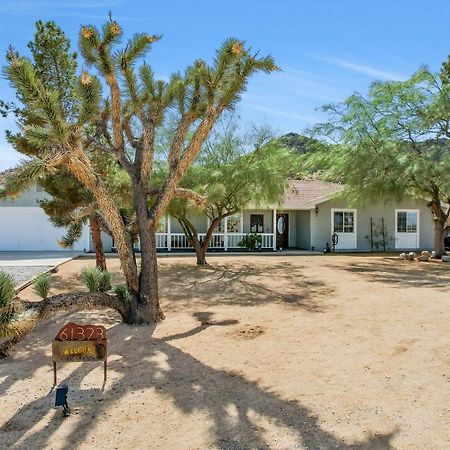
(1, 311), (396, 449)
(333, 258), (450, 289)
(160, 262), (333, 313)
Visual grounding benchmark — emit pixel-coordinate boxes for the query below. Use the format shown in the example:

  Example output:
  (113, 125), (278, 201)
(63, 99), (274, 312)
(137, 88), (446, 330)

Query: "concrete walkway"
(0, 251), (81, 267)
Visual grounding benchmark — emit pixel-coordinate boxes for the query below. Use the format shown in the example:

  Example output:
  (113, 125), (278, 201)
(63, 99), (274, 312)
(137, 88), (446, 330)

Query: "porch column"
(224, 216), (228, 251)
(167, 214), (171, 252)
(273, 209), (277, 251)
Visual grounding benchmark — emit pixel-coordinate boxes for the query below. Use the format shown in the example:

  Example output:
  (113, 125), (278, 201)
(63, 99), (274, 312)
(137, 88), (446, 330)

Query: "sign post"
(52, 322), (108, 385)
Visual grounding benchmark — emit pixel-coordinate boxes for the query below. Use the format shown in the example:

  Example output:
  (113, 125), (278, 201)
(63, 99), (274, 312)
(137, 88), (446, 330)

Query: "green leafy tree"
(166, 125), (295, 265)
(4, 19), (278, 323)
(311, 68), (450, 257)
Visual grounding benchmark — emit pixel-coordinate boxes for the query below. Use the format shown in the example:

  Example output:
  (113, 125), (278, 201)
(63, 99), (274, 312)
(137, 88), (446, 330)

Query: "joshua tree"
(4, 19), (278, 323)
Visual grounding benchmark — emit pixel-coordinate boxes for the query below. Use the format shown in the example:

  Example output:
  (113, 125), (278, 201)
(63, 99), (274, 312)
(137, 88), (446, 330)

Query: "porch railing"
(153, 232), (274, 250)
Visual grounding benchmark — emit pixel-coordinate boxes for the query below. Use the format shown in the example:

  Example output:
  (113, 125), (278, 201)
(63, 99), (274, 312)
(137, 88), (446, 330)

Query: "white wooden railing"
(152, 232), (274, 250)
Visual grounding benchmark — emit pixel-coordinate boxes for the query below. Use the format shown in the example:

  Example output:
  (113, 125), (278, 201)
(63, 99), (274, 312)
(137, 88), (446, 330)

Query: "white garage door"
(0, 207), (89, 251)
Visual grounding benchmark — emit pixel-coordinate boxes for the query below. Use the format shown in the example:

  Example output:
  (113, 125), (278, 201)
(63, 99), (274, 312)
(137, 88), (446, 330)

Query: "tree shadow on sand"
(160, 262), (334, 313)
(2, 312), (396, 449)
(333, 258), (450, 290)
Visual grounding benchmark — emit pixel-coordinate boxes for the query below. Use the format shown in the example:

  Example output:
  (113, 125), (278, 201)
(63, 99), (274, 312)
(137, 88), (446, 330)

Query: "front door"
(395, 210), (419, 249)
(276, 214), (289, 249)
(331, 209), (357, 250)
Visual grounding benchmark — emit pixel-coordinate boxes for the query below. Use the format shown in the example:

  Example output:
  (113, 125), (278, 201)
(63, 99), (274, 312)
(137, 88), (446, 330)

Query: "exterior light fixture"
(315, 206), (319, 215)
(55, 384), (71, 417)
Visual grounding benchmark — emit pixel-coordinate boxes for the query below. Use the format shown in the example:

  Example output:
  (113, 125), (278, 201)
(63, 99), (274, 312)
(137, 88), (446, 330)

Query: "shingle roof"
(281, 179), (343, 209)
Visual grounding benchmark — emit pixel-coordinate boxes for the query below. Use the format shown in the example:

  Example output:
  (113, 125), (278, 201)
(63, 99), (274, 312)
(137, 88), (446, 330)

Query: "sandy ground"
(1, 254), (449, 449)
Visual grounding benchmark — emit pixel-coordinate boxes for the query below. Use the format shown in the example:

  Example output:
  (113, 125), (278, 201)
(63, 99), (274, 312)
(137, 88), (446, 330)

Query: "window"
(227, 215), (241, 233)
(250, 214), (264, 233)
(397, 211), (417, 233)
(156, 217), (166, 233)
(216, 219), (225, 233)
(333, 211), (354, 233)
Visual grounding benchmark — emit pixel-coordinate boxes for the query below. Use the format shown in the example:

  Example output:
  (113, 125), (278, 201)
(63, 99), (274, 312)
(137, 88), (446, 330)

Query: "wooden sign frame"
(52, 323), (108, 385)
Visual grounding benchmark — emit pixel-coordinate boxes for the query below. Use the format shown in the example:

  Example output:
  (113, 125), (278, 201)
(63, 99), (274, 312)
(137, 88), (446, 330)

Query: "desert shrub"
(32, 273), (53, 300)
(80, 267), (112, 292)
(98, 270), (112, 292)
(80, 267), (101, 292)
(238, 233), (263, 251)
(0, 272), (15, 309)
(113, 284), (133, 303)
(0, 271), (17, 333)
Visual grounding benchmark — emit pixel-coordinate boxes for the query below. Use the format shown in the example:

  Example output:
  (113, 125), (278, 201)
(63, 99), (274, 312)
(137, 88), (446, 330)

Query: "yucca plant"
(80, 267), (101, 292)
(98, 270), (112, 292)
(113, 284), (133, 303)
(32, 272), (53, 300)
(80, 267), (111, 292)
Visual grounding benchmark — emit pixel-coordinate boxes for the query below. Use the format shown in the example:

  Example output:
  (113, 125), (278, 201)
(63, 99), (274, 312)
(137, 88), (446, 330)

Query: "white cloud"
(315, 56), (405, 81)
(245, 104), (320, 124)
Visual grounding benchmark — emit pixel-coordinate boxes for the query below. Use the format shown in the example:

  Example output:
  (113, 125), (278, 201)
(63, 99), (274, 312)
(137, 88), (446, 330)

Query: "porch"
(110, 209), (312, 253)
(155, 209), (279, 251)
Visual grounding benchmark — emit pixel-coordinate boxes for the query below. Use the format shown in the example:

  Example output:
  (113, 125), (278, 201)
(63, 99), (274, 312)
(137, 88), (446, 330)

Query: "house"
(0, 171), (439, 253)
(0, 171), (90, 252)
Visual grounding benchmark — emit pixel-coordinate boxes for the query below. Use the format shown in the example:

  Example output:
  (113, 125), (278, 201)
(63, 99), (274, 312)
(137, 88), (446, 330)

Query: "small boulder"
(442, 255), (450, 263)
(398, 253), (406, 260)
(417, 250), (431, 262)
(405, 252), (417, 261)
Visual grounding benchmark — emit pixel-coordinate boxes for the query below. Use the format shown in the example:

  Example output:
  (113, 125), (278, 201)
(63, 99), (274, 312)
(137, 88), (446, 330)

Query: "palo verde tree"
(310, 68), (450, 257)
(4, 19), (278, 323)
(167, 125), (295, 265)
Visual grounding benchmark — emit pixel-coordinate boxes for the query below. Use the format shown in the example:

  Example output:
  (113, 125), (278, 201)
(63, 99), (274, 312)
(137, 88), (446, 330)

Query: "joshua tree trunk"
(89, 215), (107, 271)
(129, 185), (165, 324)
(67, 149), (139, 292)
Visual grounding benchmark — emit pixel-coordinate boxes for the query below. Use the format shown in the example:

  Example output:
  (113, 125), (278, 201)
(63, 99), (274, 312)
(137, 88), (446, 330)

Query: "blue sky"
(0, 0), (449, 169)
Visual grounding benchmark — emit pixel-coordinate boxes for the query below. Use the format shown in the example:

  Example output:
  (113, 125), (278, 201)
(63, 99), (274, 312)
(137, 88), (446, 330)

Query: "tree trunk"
(195, 240), (207, 266)
(66, 150), (139, 292)
(89, 215), (107, 271)
(429, 198), (448, 259)
(128, 187), (165, 324)
(434, 219), (446, 259)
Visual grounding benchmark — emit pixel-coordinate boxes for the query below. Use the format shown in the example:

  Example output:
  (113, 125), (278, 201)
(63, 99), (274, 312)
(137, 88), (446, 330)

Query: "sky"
(0, 0), (449, 170)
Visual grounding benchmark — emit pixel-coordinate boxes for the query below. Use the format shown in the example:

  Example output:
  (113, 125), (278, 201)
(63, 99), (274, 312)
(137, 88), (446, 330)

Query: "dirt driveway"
(2, 254), (450, 449)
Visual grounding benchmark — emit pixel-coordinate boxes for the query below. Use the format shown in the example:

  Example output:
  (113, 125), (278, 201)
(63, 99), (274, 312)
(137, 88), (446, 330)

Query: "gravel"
(0, 266), (53, 287)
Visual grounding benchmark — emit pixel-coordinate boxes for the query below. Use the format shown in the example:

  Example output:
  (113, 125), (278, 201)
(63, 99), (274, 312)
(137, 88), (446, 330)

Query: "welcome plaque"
(52, 322), (107, 385)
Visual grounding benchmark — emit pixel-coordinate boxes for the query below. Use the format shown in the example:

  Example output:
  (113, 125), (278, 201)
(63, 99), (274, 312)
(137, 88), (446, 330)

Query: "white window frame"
(330, 209), (357, 249)
(395, 209), (420, 247)
(207, 212), (243, 234)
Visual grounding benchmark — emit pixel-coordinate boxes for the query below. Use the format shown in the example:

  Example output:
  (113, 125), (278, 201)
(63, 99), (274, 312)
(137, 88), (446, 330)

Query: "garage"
(0, 207), (90, 251)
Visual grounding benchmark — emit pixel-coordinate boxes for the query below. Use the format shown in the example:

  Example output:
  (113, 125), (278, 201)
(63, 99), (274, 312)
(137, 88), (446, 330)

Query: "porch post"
(167, 214), (171, 252)
(224, 216), (228, 251)
(273, 209), (277, 251)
